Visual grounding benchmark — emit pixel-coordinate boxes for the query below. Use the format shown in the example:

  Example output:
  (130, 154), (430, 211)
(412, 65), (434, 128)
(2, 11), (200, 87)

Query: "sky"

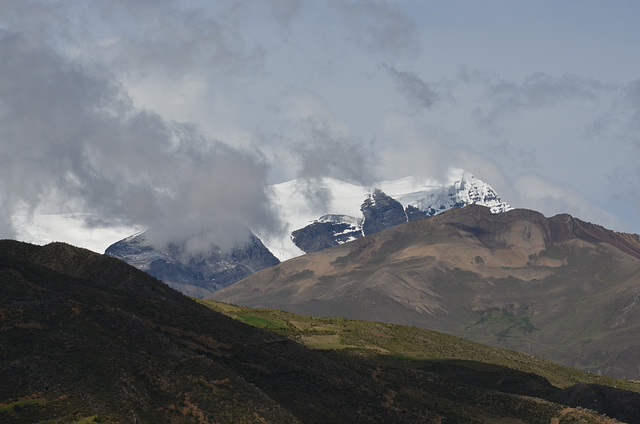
(2, 0), (640, 253)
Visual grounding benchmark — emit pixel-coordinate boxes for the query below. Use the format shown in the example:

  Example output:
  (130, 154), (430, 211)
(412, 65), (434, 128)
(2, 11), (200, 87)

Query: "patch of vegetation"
(235, 314), (288, 330)
(73, 416), (99, 423)
(467, 310), (539, 341)
(0, 397), (46, 413)
(200, 300), (640, 394)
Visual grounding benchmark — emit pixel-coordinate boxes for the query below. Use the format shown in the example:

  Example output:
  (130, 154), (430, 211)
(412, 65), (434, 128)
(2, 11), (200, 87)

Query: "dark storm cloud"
(382, 64), (442, 109)
(0, 30), (278, 251)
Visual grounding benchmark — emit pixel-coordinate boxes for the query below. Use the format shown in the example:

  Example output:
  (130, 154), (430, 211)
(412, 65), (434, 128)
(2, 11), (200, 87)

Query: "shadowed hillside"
(203, 299), (640, 424)
(211, 205), (640, 379)
(1, 239), (634, 423)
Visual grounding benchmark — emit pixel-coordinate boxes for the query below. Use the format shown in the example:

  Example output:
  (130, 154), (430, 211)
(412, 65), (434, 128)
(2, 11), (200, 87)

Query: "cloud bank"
(3, 0), (640, 253)
(0, 28), (278, 252)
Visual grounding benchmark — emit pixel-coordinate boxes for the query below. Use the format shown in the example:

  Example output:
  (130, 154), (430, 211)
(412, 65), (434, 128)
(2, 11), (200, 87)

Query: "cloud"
(333, 0), (419, 57)
(280, 119), (378, 212)
(451, 148), (513, 201)
(3, 0), (640, 246)
(85, 0), (265, 79)
(263, 88), (379, 209)
(290, 118), (378, 183)
(0, 30), (278, 252)
(375, 113), (455, 183)
(372, 68), (640, 233)
(263, 0), (304, 28)
(619, 79), (640, 147)
(473, 72), (603, 132)
(382, 64), (442, 109)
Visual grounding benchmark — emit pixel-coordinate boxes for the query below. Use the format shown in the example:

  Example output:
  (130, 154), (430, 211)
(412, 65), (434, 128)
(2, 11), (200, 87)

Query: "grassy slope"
(200, 299), (640, 393)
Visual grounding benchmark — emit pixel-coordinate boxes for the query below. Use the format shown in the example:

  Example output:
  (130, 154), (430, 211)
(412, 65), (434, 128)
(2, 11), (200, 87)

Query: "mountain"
(210, 205), (640, 380)
(0, 239), (635, 423)
(261, 170), (512, 260)
(105, 230), (280, 297)
(106, 170), (511, 297)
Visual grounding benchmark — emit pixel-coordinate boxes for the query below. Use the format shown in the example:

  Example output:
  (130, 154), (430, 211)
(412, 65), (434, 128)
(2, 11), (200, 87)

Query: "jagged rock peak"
(361, 189), (407, 235)
(395, 171), (512, 217)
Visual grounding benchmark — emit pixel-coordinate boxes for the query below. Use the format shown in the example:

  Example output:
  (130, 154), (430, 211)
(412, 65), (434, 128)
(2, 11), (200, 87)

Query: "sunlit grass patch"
(0, 397), (46, 413)
(235, 314), (288, 330)
(299, 334), (360, 350)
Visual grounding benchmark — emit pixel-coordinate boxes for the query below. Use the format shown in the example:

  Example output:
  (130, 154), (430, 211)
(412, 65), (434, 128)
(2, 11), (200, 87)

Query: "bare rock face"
(405, 205), (429, 222)
(361, 189), (408, 235)
(290, 189), (413, 253)
(292, 215), (362, 253)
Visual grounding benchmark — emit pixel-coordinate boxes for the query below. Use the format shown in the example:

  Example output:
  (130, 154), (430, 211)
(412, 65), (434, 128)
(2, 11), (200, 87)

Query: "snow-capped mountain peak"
(257, 169), (512, 261)
(394, 171), (511, 216)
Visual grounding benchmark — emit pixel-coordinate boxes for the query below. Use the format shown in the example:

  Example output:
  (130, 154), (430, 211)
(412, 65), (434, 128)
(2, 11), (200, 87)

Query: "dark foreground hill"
(211, 205), (640, 380)
(0, 240), (636, 423)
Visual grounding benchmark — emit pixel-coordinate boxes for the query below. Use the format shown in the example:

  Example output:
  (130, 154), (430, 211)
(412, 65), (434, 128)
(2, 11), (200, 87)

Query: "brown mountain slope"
(211, 205), (640, 379)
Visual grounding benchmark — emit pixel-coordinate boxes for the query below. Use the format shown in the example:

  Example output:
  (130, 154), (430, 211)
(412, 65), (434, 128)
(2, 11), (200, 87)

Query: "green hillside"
(201, 300), (640, 392)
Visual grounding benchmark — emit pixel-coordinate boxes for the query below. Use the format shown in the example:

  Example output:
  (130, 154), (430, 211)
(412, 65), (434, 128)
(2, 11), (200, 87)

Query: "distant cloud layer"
(2, 0), (640, 252)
